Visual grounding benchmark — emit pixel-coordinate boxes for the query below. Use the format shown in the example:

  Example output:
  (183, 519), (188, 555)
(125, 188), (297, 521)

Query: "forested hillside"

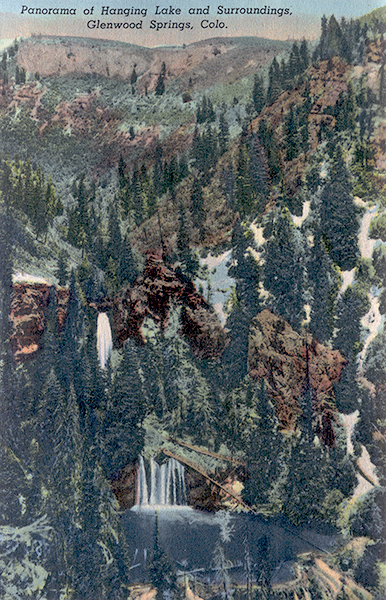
(0, 11), (386, 600)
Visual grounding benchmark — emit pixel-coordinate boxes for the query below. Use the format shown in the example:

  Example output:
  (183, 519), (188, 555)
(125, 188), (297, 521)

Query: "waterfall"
(136, 456), (149, 506)
(97, 312), (113, 370)
(134, 456), (188, 509)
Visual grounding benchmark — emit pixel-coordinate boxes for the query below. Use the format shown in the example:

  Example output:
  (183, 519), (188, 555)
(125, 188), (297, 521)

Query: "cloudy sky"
(0, 0), (384, 47)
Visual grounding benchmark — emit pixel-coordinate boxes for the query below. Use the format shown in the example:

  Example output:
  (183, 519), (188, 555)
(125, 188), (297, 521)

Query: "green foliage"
(334, 286), (367, 360)
(266, 41), (310, 106)
(15, 64), (26, 85)
(196, 95), (216, 124)
(370, 211), (386, 242)
(281, 434), (355, 526)
(372, 243), (386, 279)
(241, 381), (285, 507)
(218, 111), (230, 156)
(318, 147), (359, 270)
(155, 61), (166, 96)
(148, 517), (181, 600)
(0, 155), (63, 238)
(252, 74), (265, 114)
(351, 140), (376, 198)
(316, 15), (367, 64)
(263, 207), (305, 330)
(67, 174), (95, 250)
(333, 84), (357, 132)
(55, 249), (69, 286)
(223, 221), (260, 385)
(235, 130), (268, 217)
(308, 234), (341, 343)
(98, 339), (148, 476)
(258, 120), (281, 184)
(176, 204), (199, 278)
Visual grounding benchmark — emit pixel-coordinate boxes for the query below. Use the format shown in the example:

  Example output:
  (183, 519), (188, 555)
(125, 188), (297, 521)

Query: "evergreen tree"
(252, 74), (265, 114)
(284, 105), (299, 161)
(263, 207), (305, 330)
(155, 61), (166, 96)
(176, 204), (199, 278)
(131, 169), (146, 226)
(148, 516), (180, 600)
(191, 176), (205, 238)
(218, 111), (230, 155)
(130, 65), (138, 85)
(107, 204), (122, 262)
(266, 57), (282, 105)
(334, 84), (357, 132)
(308, 234), (340, 343)
(59, 269), (85, 389)
(222, 221), (260, 385)
(119, 234), (138, 286)
(299, 39), (310, 71)
(258, 120), (281, 184)
(242, 381), (284, 507)
(67, 174), (93, 252)
(318, 147), (359, 270)
(56, 249), (69, 287)
(99, 339), (147, 476)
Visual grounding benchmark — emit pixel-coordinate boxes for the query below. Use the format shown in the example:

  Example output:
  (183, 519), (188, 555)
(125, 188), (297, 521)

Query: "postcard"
(0, 0), (385, 598)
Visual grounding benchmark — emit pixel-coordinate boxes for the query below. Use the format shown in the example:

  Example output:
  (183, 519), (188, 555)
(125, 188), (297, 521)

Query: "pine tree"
(100, 339), (147, 476)
(252, 74), (265, 114)
(218, 111), (230, 155)
(119, 234), (138, 286)
(263, 207), (305, 330)
(266, 57), (282, 105)
(59, 269), (85, 389)
(130, 65), (138, 85)
(55, 249), (69, 287)
(191, 177), (205, 238)
(319, 146), (359, 270)
(155, 61), (166, 96)
(222, 221), (260, 385)
(107, 204), (122, 262)
(176, 204), (199, 278)
(131, 170), (146, 226)
(285, 104), (299, 161)
(299, 39), (310, 71)
(148, 516), (180, 600)
(44, 174), (63, 233)
(242, 381), (284, 506)
(33, 164), (46, 238)
(308, 234), (340, 343)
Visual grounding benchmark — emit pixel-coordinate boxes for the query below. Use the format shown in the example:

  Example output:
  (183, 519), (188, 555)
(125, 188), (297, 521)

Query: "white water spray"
(97, 312), (113, 370)
(133, 456), (188, 509)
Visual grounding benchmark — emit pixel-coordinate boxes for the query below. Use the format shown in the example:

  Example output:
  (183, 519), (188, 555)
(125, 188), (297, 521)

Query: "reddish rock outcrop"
(112, 252), (229, 359)
(10, 284), (69, 361)
(248, 309), (346, 445)
(111, 462), (137, 510)
(10, 254), (228, 362)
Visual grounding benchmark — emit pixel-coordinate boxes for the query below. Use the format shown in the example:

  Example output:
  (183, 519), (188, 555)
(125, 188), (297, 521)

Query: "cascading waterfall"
(136, 456), (149, 506)
(97, 312), (113, 370)
(134, 456), (188, 509)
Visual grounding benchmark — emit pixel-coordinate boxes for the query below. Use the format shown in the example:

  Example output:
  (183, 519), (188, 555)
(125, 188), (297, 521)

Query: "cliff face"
(248, 309), (346, 445)
(112, 252), (229, 359)
(10, 284), (68, 360)
(10, 254), (229, 361)
(16, 36), (287, 90)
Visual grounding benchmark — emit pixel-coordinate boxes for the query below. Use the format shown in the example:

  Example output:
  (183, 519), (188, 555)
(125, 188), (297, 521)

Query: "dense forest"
(0, 9), (386, 600)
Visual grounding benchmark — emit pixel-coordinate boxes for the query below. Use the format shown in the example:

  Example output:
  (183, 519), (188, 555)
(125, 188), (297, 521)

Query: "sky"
(0, 0), (384, 47)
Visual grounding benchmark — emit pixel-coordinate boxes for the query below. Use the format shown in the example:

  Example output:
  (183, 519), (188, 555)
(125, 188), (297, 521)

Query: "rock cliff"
(248, 309), (346, 445)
